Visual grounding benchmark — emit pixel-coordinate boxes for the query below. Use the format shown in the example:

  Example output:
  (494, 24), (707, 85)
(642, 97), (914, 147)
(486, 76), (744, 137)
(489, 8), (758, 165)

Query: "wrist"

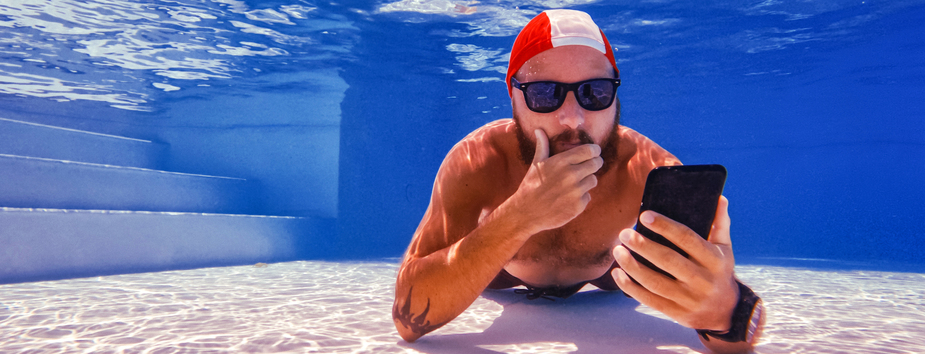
(497, 192), (547, 237)
(696, 281), (764, 345)
(487, 196), (542, 240)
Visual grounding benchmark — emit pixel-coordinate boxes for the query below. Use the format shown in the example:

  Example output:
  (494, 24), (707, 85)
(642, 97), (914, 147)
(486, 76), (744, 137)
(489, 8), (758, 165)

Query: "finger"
(638, 210), (717, 261)
(618, 228), (699, 291)
(612, 245), (690, 311)
(637, 211), (733, 279)
(573, 156), (603, 179)
(612, 267), (691, 327)
(577, 174), (598, 195)
(558, 144), (601, 165)
(613, 245), (671, 297)
(708, 196), (732, 246)
(705, 196), (735, 273)
(580, 191), (592, 207)
(532, 129), (549, 164)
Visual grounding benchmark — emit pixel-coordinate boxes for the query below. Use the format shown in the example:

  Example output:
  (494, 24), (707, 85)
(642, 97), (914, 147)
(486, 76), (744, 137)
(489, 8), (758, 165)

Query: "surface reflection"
(0, 0), (355, 110)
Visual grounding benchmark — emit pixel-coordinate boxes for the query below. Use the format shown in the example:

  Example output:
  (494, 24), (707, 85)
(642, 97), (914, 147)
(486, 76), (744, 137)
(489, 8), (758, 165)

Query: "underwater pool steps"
(1, 117), (261, 215)
(0, 117), (167, 169)
(0, 153), (259, 214)
(0, 207), (331, 284)
(0, 119), (332, 285)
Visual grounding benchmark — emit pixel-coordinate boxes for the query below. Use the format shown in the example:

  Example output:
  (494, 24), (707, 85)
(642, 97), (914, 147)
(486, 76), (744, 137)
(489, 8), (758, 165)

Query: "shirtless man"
(392, 10), (763, 353)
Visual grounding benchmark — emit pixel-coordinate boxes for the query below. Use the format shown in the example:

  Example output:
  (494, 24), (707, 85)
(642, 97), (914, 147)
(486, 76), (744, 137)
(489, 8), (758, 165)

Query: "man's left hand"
(612, 196), (739, 332)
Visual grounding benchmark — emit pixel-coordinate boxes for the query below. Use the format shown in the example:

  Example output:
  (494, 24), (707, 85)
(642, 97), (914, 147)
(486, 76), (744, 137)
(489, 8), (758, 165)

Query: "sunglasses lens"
(576, 80), (616, 111)
(524, 82), (563, 113)
(518, 79), (617, 113)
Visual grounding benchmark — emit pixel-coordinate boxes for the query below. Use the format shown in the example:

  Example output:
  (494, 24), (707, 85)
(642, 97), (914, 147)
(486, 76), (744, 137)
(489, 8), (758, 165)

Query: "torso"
(463, 119), (678, 288)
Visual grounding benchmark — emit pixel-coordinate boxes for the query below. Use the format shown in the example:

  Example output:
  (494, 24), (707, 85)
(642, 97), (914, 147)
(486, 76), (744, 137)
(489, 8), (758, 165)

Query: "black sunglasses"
(511, 77), (621, 113)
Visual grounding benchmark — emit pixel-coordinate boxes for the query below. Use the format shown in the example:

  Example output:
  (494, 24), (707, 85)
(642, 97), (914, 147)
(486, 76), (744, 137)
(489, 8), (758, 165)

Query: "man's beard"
(514, 103), (620, 177)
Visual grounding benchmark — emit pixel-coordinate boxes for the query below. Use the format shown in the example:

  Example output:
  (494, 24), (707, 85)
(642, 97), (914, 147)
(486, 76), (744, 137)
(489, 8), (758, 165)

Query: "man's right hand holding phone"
(612, 196), (740, 336)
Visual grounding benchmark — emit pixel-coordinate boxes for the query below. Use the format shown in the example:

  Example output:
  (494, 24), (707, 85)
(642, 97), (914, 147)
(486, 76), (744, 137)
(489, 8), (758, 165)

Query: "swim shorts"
(486, 262), (622, 300)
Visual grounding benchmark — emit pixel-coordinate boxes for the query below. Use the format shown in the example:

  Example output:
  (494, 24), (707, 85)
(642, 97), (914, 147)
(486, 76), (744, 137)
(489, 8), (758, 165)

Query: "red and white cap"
(506, 9), (619, 97)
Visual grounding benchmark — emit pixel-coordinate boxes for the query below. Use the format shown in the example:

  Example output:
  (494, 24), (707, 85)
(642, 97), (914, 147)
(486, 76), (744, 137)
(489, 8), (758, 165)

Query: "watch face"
(746, 299), (764, 344)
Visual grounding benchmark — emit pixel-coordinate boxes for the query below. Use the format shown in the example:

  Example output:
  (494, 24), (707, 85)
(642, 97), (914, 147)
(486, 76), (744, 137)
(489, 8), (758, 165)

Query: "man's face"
(512, 45), (620, 171)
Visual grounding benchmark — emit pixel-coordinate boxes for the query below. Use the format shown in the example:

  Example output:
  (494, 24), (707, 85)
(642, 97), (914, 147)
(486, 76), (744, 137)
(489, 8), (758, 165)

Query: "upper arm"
(401, 138), (504, 262)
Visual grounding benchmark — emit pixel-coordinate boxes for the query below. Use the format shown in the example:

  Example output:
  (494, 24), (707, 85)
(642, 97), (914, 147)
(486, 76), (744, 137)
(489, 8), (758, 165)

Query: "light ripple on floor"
(1, 261), (923, 353)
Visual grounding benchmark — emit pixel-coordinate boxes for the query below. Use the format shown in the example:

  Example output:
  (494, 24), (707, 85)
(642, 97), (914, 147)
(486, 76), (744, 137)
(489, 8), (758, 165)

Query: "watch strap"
(696, 280), (763, 343)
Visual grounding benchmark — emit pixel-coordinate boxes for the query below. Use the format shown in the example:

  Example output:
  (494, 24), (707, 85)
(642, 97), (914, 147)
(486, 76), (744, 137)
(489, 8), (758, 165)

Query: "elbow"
(392, 289), (429, 343)
(394, 320), (423, 343)
(392, 290), (443, 343)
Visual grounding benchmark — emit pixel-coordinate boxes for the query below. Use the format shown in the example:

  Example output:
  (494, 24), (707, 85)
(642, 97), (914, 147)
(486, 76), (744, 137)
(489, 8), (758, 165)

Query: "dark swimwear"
(487, 262), (623, 300)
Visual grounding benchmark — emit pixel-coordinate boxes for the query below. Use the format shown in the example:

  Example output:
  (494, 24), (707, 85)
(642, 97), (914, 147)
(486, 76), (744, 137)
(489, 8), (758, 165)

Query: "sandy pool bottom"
(1, 261), (923, 353)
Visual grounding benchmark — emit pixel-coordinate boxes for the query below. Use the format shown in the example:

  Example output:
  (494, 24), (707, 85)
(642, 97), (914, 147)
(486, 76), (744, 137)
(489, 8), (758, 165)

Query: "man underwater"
(392, 9), (764, 353)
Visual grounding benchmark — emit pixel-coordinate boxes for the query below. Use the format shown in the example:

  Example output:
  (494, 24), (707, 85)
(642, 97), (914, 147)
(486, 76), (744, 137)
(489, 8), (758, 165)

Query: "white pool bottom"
(1, 261), (923, 353)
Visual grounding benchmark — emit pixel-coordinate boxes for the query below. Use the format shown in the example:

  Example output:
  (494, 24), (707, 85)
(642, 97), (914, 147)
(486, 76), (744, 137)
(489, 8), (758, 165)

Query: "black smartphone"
(630, 164), (727, 279)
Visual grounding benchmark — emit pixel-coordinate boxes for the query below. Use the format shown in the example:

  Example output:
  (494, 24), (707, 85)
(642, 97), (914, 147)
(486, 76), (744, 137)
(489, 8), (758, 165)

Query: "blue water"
(1, 0), (924, 269)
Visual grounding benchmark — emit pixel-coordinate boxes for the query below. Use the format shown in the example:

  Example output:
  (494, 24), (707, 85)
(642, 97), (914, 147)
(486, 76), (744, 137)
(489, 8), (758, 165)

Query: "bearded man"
(392, 9), (764, 353)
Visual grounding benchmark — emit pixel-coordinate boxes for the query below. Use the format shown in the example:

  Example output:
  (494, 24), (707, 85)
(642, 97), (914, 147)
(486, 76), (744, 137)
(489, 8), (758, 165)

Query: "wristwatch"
(696, 281), (764, 344)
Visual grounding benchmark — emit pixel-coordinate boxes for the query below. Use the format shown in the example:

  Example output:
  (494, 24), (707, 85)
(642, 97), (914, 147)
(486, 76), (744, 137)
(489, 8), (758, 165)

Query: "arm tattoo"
(393, 286), (449, 336)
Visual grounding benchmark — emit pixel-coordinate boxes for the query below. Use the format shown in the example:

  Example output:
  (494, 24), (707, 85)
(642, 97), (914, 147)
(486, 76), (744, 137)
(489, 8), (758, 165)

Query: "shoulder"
(449, 119), (518, 162)
(615, 125), (681, 178)
(422, 119), (522, 217)
(437, 119), (520, 186)
(404, 119), (520, 257)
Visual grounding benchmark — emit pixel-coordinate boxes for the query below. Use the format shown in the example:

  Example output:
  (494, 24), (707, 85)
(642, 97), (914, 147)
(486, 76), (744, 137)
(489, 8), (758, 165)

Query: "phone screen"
(631, 164), (727, 279)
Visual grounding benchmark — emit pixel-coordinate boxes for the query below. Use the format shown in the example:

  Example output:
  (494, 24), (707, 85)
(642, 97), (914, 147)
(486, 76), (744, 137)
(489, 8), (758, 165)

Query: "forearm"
(392, 201), (535, 342)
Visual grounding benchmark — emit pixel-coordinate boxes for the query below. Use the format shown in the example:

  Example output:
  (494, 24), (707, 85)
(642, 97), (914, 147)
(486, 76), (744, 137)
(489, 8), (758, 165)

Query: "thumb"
(532, 129), (549, 164)
(708, 196), (732, 246)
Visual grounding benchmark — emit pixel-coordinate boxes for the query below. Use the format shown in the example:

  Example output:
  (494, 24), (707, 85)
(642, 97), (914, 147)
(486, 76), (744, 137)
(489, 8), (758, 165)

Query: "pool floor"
(1, 261), (923, 353)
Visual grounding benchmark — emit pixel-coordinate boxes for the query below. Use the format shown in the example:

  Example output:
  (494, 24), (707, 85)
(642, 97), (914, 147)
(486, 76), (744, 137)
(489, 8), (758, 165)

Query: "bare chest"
(512, 191), (638, 267)
(479, 153), (648, 286)
(503, 192), (638, 287)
